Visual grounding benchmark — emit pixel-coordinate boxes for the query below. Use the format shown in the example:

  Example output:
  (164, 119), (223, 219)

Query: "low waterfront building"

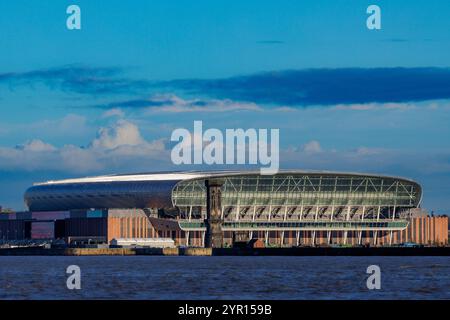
(110, 238), (175, 248)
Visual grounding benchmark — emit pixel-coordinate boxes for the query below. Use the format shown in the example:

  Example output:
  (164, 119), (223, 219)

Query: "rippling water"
(0, 256), (449, 299)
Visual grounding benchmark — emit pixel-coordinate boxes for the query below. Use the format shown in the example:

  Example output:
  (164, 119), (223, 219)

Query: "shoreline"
(0, 246), (449, 256)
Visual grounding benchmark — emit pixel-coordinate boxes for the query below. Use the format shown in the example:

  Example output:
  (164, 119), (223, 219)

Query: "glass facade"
(179, 220), (410, 231)
(172, 173), (421, 208)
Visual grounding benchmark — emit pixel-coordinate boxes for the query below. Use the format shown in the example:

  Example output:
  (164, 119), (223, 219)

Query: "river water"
(0, 256), (449, 299)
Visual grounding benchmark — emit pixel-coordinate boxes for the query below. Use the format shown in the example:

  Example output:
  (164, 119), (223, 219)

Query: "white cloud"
(0, 120), (171, 174)
(328, 101), (442, 111)
(302, 140), (322, 154)
(0, 114), (90, 140)
(1, 120), (450, 183)
(90, 120), (146, 149)
(16, 139), (56, 152)
(142, 94), (263, 113)
(101, 108), (124, 118)
(272, 106), (297, 112)
(279, 137), (450, 178)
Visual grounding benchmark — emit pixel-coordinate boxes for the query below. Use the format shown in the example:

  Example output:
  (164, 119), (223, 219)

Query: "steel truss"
(172, 174), (420, 247)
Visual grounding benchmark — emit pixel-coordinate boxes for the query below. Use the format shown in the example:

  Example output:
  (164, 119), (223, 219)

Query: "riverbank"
(0, 246), (449, 256)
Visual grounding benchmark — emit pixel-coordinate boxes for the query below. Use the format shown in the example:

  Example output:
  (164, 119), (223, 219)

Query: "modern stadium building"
(10, 170), (446, 247)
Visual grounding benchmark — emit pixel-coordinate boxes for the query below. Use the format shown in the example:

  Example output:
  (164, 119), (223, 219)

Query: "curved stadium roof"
(33, 170), (420, 185)
(24, 170), (422, 212)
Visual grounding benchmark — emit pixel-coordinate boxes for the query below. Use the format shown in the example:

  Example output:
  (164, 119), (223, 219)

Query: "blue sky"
(0, 0), (449, 212)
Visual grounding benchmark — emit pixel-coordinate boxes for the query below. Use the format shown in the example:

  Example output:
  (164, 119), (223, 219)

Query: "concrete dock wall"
(180, 248), (212, 256)
(1, 246), (449, 256)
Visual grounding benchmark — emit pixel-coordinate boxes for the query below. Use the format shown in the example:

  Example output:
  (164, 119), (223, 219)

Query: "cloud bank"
(3, 66), (450, 108)
(0, 120), (168, 174)
(0, 65), (151, 95)
(98, 94), (262, 113)
(161, 68), (450, 106)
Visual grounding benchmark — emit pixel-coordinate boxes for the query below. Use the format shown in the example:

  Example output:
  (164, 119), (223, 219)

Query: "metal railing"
(178, 219), (409, 231)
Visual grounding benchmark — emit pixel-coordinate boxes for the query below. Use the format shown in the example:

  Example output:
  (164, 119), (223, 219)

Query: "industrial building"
(1, 170), (448, 247)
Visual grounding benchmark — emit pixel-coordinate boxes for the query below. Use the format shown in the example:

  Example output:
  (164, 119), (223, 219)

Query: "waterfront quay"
(1, 246), (449, 256)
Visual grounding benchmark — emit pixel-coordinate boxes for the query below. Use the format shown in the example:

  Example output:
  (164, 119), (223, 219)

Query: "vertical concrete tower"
(204, 179), (224, 248)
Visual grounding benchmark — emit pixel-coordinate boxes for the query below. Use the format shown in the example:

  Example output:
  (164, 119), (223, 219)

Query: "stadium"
(15, 170), (447, 247)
